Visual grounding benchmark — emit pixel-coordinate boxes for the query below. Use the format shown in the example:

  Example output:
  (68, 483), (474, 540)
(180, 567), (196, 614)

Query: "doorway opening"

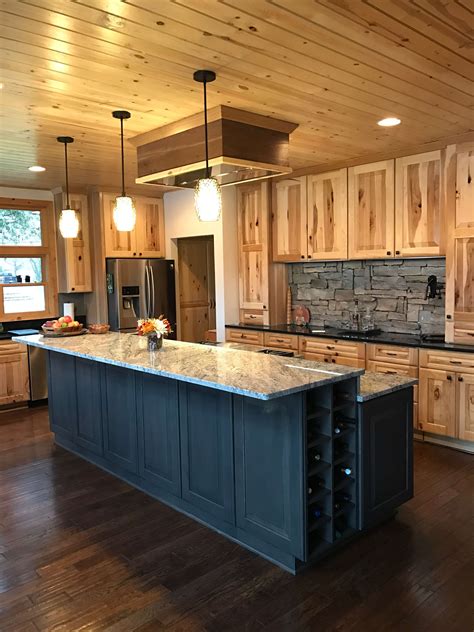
(177, 236), (216, 343)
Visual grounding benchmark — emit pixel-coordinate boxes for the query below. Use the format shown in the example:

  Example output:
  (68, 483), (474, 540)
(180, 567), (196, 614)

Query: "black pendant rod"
(112, 111), (131, 197)
(193, 70), (216, 180)
(57, 136), (74, 209)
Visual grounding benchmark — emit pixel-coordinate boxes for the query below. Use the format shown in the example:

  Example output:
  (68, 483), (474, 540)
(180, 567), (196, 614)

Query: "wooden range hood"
(130, 106), (298, 188)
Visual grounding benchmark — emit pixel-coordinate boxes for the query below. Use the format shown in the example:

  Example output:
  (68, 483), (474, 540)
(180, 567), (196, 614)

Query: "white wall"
(163, 186), (239, 341)
(0, 187), (53, 201)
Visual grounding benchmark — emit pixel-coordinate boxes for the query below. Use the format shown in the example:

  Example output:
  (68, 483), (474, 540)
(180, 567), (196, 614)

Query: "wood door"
(307, 169), (348, 260)
(234, 393), (305, 559)
(179, 383), (235, 525)
(135, 197), (165, 257)
(348, 160), (395, 259)
(137, 373), (181, 495)
(237, 182), (269, 312)
(418, 368), (456, 436)
(178, 236), (215, 343)
(457, 373), (474, 442)
(395, 151), (443, 257)
(0, 341), (30, 406)
(272, 177), (307, 262)
(102, 193), (137, 257)
(449, 237), (474, 345)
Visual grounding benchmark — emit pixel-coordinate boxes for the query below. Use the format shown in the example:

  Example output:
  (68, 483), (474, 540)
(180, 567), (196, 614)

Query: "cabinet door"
(137, 373), (181, 496)
(75, 358), (103, 455)
(135, 197), (165, 257)
(454, 149), (474, 231)
(47, 352), (76, 440)
(448, 237), (474, 345)
(307, 169), (348, 260)
(395, 151), (443, 257)
(102, 193), (137, 257)
(0, 344), (30, 406)
(237, 182), (269, 311)
(418, 368), (456, 436)
(272, 177), (307, 262)
(179, 383), (234, 524)
(348, 160), (395, 259)
(55, 193), (92, 292)
(457, 374), (474, 442)
(102, 364), (138, 473)
(234, 393), (305, 559)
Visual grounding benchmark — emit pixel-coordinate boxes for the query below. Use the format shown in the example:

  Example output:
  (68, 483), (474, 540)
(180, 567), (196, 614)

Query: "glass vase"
(147, 333), (163, 351)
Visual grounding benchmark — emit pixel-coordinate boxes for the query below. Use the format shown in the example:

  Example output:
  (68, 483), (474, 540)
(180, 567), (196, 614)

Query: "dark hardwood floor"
(0, 405), (472, 632)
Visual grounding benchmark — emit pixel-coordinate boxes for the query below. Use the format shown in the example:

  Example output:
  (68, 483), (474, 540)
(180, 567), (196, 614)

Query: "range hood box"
(131, 106), (298, 188)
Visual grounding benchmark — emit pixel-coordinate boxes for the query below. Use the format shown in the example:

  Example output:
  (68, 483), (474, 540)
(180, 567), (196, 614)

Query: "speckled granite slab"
(16, 333), (363, 400)
(358, 372), (417, 402)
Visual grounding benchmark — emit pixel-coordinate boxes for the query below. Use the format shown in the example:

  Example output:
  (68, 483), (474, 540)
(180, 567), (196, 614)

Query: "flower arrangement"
(137, 315), (172, 338)
(137, 315), (172, 350)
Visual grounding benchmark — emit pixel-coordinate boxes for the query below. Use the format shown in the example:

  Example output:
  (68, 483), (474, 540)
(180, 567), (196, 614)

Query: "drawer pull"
(249, 315), (257, 319)
(326, 345), (335, 350)
(449, 360), (462, 365)
(385, 370), (397, 375)
(275, 338), (285, 343)
(386, 352), (397, 356)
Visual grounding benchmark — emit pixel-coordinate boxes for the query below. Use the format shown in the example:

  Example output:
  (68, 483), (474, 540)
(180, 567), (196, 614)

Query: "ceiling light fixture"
(28, 165), (46, 172)
(377, 117), (401, 127)
(112, 110), (136, 232)
(193, 69), (222, 222)
(57, 136), (79, 239)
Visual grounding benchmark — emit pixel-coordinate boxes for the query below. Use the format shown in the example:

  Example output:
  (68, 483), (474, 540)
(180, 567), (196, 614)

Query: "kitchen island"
(17, 333), (414, 573)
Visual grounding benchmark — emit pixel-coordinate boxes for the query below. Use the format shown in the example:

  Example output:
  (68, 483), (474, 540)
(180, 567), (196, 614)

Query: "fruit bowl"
(88, 323), (110, 335)
(42, 317), (85, 336)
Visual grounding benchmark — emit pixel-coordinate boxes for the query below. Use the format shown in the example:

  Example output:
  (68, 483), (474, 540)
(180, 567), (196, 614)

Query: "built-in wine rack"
(305, 377), (358, 559)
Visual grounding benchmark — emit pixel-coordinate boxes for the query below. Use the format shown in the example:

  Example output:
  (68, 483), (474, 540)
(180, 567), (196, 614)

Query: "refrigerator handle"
(150, 264), (156, 317)
(144, 264), (150, 319)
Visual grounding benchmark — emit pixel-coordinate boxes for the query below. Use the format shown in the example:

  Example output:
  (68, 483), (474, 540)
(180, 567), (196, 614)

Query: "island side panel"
(233, 392), (306, 561)
(179, 382), (235, 525)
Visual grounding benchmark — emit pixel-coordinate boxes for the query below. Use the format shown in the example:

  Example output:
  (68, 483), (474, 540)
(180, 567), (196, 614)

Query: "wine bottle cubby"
(305, 377), (358, 559)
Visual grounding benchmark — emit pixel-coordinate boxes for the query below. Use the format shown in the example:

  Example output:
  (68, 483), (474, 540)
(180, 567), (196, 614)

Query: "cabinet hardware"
(449, 360), (462, 365)
(133, 252), (137, 256)
(458, 377), (464, 382)
(308, 255), (312, 259)
(326, 345), (335, 350)
(446, 315), (452, 320)
(301, 255), (305, 259)
(387, 251), (392, 255)
(395, 250), (400, 255)
(385, 370), (397, 375)
(386, 352), (397, 356)
(447, 375), (453, 381)
(263, 305), (267, 309)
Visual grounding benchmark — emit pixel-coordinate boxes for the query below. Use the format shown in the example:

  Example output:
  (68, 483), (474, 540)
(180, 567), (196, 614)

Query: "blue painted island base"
(47, 351), (413, 573)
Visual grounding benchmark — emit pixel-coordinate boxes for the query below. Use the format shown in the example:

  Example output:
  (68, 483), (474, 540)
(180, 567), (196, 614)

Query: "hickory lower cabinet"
(0, 339), (30, 407)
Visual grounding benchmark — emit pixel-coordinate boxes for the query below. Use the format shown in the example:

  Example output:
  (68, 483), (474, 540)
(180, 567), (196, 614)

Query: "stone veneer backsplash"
(289, 258), (446, 336)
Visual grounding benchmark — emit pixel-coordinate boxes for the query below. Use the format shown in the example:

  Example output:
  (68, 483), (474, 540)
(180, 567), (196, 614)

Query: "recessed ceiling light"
(377, 117), (401, 127)
(28, 165), (46, 172)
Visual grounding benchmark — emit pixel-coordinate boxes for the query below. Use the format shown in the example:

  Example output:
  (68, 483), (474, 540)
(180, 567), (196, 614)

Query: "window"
(0, 199), (58, 321)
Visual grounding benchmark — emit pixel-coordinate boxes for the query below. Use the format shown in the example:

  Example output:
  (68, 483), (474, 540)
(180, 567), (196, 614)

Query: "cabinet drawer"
(366, 361), (418, 402)
(0, 340), (27, 356)
(419, 349), (474, 373)
(300, 337), (365, 359)
(302, 352), (364, 368)
(226, 329), (264, 346)
(263, 332), (298, 350)
(367, 344), (418, 366)
(240, 309), (266, 326)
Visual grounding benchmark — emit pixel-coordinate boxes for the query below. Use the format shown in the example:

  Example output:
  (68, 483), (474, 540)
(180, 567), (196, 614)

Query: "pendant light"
(112, 110), (136, 232)
(57, 136), (80, 239)
(193, 70), (222, 222)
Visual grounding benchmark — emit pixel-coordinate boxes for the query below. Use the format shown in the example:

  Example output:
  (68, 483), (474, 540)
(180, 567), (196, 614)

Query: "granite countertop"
(16, 333), (363, 401)
(225, 323), (474, 354)
(357, 372), (417, 402)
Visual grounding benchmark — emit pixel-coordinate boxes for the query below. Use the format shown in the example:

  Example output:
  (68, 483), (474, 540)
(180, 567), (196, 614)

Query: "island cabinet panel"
(75, 358), (103, 456)
(348, 160), (395, 259)
(307, 169), (348, 260)
(102, 365), (138, 474)
(48, 352), (77, 441)
(358, 389), (413, 529)
(233, 394), (305, 559)
(179, 383), (235, 524)
(395, 151), (444, 257)
(272, 177), (307, 262)
(137, 374), (181, 496)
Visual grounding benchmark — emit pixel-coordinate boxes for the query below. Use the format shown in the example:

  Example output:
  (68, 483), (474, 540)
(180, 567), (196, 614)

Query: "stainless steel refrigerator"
(106, 259), (177, 336)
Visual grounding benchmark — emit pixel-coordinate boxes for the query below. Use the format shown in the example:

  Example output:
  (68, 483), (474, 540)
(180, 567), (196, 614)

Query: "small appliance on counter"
(106, 258), (177, 336)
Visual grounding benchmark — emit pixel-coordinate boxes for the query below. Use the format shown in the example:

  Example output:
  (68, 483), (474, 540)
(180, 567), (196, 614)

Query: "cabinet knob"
(263, 305), (267, 309)
(301, 255), (305, 259)
(308, 255), (312, 259)
(458, 376), (464, 382)
(395, 250), (400, 255)
(133, 252), (137, 256)
(139, 252), (142, 256)
(446, 315), (452, 320)
(386, 251), (392, 256)
(447, 375), (453, 381)
(71, 287), (75, 291)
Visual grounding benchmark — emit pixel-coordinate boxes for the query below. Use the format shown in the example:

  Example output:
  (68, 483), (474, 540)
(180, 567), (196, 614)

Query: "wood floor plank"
(0, 406), (472, 632)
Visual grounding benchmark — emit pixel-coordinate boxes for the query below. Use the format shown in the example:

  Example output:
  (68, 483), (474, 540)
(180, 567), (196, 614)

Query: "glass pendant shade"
(194, 177), (222, 222)
(113, 195), (136, 232)
(59, 208), (80, 239)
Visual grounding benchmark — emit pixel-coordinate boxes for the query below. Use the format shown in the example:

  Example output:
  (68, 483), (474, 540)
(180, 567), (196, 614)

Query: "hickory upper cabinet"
(53, 190), (92, 293)
(307, 169), (348, 260)
(272, 177), (307, 262)
(102, 193), (165, 258)
(348, 160), (395, 259)
(395, 151), (444, 257)
(272, 170), (347, 262)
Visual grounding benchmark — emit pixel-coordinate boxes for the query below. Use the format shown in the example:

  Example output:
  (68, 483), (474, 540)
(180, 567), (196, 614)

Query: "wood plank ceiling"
(0, 0), (472, 191)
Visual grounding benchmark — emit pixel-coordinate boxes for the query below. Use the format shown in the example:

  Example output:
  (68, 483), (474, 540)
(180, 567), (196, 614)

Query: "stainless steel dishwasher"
(27, 344), (48, 401)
